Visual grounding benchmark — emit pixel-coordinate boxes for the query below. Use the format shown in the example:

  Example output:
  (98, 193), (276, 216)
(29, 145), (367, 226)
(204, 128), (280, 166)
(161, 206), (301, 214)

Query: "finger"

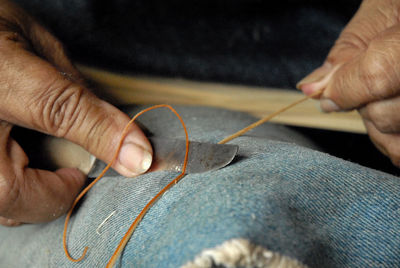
(0, 133), (86, 222)
(0, 37), (152, 177)
(296, 63), (341, 98)
(359, 96), (400, 133)
(363, 118), (400, 167)
(0, 167), (88, 223)
(12, 167), (87, 222)
(321, 24), (400, 112)
(25, 23), (153, 176)
(0, 121), (86, 222)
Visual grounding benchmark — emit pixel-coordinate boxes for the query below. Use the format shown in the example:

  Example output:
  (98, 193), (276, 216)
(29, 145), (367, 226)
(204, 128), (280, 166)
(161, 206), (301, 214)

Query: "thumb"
(60, 90), (154, 177)
(39, 79), (153, 177)
(0, 48), (153, 177)
(48, 85), (153, 177)
(27, 22), (154, 176)
(0, 1), (153, 176)
(0, 15), (153, 177)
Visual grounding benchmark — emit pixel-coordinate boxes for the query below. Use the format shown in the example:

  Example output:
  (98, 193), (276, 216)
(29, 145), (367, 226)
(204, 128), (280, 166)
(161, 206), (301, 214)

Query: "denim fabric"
(0, 106), (399, 267)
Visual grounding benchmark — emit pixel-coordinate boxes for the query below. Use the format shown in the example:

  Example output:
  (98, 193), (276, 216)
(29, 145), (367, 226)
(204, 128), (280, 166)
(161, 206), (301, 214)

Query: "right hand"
(297, 0), (400, 168)
(0, 0), (152, 226)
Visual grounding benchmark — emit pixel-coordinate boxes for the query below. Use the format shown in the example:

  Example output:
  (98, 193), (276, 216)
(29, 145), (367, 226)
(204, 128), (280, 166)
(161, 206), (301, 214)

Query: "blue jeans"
(0, 106), (399, 267)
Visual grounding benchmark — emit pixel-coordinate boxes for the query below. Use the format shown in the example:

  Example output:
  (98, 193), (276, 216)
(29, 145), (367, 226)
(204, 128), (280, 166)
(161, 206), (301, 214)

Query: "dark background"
(15, 0), (360, 88)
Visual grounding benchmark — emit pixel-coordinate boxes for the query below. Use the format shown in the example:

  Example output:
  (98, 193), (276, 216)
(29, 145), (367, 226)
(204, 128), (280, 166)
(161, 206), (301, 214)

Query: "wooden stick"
(218, 89), (324, 144)
(78, 65), (366, 134)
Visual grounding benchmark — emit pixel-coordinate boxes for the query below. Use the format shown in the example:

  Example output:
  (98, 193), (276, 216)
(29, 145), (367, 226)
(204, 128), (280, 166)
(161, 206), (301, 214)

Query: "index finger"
(323, 25), (400, 111)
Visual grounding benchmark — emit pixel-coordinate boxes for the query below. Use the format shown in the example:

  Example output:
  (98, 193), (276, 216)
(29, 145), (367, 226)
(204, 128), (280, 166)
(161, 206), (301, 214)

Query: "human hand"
(0, 0), (152, 226)
(297, 0), (400, 167)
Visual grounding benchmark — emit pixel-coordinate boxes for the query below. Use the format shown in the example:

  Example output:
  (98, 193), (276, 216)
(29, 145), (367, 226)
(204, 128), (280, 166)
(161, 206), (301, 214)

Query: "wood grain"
(78, 65), (366, 134)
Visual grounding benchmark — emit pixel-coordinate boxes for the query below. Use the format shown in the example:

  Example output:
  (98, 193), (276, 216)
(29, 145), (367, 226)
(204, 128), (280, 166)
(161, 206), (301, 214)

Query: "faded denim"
(0, 106), (399, 267)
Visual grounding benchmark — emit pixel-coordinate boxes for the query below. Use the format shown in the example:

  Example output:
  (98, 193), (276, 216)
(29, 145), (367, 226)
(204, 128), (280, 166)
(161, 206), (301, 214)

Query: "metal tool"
(148, 137), (238, 173)
(38, 135), (238, 177)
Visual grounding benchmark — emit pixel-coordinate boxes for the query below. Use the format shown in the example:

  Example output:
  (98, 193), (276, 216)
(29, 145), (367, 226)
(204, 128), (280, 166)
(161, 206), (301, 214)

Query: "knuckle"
(81, 111), (116, 154)
(0, 172), (20, 216)
(326, 29), (369, 65)
(374, 119), (395, 133)
(30, 81), (84, 137)
(336, 31), (369, 52)
(0, 31), (27, 50)
(361, 40), (396, 98)
(365, 104), (395, 133)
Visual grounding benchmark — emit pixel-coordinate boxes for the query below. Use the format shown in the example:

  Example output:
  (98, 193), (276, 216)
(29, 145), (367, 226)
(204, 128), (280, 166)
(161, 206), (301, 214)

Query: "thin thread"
(96, 211), (116, 235)
(106, 105), (189, 268)
(63, 104), (190, 265)
(218, 89), (323, 144)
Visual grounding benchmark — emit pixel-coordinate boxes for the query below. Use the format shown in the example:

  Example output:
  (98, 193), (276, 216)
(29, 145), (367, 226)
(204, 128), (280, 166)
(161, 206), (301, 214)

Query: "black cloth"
(14, 0), (360, 88)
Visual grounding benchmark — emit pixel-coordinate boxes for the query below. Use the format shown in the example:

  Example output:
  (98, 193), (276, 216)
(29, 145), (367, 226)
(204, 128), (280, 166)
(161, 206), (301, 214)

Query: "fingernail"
(141, 150), (153, 172)
(296, 63), (334, 95)
(119, 143), (153, 176)
(320, 98), (341, 113)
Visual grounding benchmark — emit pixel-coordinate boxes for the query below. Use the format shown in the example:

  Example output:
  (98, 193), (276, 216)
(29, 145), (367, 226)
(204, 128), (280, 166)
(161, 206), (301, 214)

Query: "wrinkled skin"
(298, 0), (400, 168)
(0, 0), (152, 226)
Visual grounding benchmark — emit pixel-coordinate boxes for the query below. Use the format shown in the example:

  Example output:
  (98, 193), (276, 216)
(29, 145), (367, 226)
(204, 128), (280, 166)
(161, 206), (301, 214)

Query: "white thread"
(96, 211), (116, 235)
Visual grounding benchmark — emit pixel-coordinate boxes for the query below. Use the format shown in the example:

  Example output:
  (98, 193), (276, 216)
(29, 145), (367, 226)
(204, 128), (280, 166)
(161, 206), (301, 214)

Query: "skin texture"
(0, 0), (152, 226)
(297, 0), (400, 168)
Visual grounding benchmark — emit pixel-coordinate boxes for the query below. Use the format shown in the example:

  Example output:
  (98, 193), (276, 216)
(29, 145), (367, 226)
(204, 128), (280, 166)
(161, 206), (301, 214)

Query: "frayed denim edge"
(181, 238), (307, 268)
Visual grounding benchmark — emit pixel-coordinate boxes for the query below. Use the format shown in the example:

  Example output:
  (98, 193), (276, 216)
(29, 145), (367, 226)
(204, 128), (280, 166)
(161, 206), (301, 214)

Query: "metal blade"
(149, 137), (238, 173)
(88, 137), (238, 177)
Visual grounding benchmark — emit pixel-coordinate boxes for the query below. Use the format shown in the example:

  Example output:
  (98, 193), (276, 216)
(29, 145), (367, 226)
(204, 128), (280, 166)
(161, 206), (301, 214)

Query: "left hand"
(0, 0), (152, 226)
